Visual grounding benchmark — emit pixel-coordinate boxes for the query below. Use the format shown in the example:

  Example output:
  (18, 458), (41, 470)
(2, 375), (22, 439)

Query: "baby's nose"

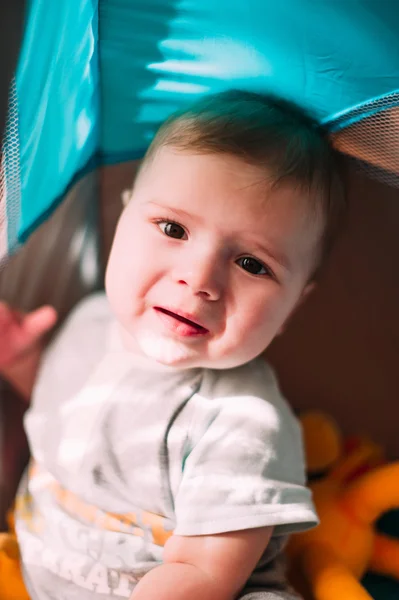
(176, 256), (225, 301)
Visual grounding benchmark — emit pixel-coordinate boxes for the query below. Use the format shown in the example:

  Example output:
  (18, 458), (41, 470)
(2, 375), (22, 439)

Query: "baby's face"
(106, 147), (323, 369)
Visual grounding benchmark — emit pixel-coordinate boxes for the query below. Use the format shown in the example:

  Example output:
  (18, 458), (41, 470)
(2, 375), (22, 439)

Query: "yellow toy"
(0, 512), (29, 600)
(287, 411), (399, 600)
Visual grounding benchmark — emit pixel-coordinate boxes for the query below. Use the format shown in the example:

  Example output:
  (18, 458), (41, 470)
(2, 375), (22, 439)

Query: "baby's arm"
(0, 303), (57, 400)
(131, 526), (273, 600)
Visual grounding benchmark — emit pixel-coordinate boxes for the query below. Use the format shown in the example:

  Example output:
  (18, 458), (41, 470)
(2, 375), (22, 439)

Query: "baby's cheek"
(240, 305), (279, 350)
(244, 302), (272, 332)
(224, 313), (260, 355)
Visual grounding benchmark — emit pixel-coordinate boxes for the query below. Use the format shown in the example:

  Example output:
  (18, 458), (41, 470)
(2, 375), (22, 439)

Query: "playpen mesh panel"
(0, 79), (21, 265)
(331, 93), (399, 188)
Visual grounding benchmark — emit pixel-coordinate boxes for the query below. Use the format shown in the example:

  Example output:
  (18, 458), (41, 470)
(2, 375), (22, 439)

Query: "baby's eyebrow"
(250, 240), (292, 273)
(146, 200), (194, 222)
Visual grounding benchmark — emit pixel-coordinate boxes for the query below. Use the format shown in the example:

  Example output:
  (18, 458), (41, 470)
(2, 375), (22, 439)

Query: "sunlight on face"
(138, 328), (201, 365)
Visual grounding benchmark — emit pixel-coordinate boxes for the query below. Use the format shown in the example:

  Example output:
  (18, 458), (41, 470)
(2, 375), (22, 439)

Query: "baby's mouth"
(154, 307), (209, 334)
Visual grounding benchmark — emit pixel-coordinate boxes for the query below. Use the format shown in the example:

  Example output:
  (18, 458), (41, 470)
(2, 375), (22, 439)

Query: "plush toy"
(0, 511), (29, 600)
(287, 411), (399, 600)
(0, 534), (29, 600)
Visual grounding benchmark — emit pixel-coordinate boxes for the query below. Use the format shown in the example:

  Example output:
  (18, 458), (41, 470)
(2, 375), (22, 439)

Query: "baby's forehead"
(239, 175), (324, 223)
(137, 147), (325, 230)
(234, 180), (325, 260)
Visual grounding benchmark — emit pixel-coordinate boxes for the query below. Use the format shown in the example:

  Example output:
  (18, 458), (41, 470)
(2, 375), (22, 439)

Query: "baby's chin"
(136, 331), (206, 369)
(120, 327), (258, 370)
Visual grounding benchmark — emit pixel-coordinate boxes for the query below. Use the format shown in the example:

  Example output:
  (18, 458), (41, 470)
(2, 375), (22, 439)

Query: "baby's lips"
(154, 306), (209, 333)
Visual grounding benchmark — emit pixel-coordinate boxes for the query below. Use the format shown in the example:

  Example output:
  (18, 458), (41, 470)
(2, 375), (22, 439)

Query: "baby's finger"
(0, 302), (23, 328)
(23, 306), (58, 339)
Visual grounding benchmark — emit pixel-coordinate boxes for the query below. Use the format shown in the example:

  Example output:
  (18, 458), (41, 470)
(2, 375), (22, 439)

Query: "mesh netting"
(331, 93), (399, 188)
(0, 79), (21, 266)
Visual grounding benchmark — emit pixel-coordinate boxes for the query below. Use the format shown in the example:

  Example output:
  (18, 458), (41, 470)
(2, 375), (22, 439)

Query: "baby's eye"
(158, 221), (187, 240)
(236, 256), (272, 277)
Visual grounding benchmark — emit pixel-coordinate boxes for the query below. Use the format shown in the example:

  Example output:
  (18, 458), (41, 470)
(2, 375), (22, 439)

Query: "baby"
(0, 90), (345, 599)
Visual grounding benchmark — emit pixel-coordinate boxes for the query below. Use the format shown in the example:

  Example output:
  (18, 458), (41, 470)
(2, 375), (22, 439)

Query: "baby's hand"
(0, 303), (57, 369)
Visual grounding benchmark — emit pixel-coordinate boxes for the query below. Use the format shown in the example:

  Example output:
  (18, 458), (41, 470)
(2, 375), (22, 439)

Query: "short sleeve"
(173, 359), (318, 537)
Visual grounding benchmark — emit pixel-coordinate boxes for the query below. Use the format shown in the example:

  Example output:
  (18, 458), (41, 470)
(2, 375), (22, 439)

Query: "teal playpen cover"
(1, 0), (399, 262)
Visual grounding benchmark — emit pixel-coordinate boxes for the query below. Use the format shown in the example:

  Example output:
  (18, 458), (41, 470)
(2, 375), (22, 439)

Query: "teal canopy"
(2, 0), (399, 259)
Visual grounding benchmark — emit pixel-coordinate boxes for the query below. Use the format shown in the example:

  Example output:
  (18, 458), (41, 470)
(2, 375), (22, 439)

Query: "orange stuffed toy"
(0, 511), (30, 600)
(287, 411), (399, 600)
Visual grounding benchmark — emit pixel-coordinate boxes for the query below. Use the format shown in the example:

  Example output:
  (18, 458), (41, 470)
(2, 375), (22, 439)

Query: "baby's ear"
(298, 282), (317, 306)
(277, 282), (317, 336)
(121, 188), (131, 207)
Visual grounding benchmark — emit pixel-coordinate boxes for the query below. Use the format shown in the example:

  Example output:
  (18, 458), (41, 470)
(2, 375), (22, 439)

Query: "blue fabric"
(15, 0), (99, 241)
(98, 0), (399, 157)
(9, 0), (399, 249)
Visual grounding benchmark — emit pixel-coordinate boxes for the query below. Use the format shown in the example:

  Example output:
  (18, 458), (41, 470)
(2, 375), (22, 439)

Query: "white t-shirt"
(15, 292), (317, 599)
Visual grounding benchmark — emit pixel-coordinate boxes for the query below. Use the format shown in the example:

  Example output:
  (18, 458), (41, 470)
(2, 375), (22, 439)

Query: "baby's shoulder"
(52, 291), (111, 345)
(203, 358), (284, 405)
(37, 292), (113, 384)
(199, 358), (299, 433)
(63, 291), (111, 326)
